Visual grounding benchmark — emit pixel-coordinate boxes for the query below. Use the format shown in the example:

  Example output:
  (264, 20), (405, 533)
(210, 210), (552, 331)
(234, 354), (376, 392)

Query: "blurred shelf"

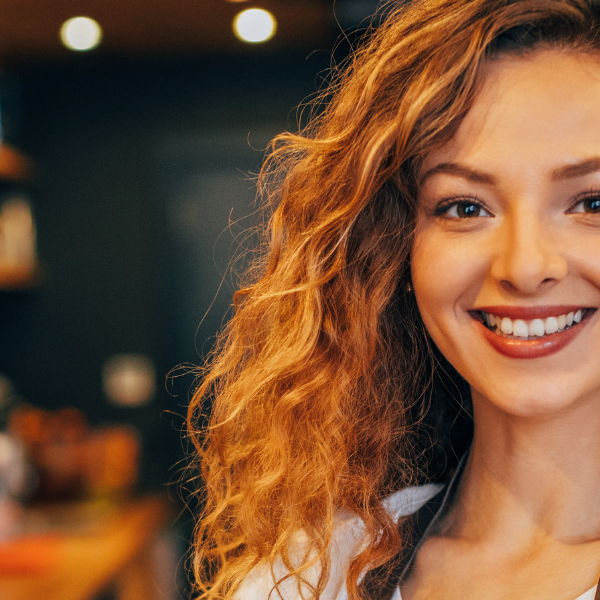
(0, 263), (41, 290)
(0, 144), (33, 182)
(0, 495), (171, 600)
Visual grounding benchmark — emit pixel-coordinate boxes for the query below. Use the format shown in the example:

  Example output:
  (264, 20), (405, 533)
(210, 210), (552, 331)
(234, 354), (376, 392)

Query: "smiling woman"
(415, 51), (600, 372)
(187, 2), (600, 600)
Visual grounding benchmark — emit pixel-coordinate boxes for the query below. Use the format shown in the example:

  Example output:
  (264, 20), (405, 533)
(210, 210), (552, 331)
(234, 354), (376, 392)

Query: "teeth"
(529, 319), (545, 337)
(545, 316), (558, 334)
(480, 309), (588, 339)
(512, 319), (528, 338)
(500, 317), (513, 334)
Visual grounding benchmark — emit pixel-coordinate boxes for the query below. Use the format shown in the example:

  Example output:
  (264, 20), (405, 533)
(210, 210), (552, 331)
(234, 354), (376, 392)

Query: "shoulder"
(234, 483), (444, 600)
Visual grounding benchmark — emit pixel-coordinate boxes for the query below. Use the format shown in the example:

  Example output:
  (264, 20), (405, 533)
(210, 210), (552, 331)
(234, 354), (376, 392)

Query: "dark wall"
(0, 50), (331, 490)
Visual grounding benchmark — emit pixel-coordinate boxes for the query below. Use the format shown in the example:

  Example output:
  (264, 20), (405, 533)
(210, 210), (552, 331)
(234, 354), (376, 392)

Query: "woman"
(188, 1), (600, 598)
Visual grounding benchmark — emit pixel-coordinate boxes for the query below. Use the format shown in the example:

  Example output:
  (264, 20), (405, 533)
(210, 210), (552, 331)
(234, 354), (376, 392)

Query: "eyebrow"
(420, 157), (600, 187)
(550, 157), (600, 181)
(419, 163), (496, 187)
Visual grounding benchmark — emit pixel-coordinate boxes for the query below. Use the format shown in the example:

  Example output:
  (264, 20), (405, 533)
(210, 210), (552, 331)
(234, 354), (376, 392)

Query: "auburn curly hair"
(187, 1), (600, 599)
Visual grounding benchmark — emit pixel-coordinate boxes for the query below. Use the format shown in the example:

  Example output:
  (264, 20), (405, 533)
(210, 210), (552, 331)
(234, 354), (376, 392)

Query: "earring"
(406, 281), (413, 293)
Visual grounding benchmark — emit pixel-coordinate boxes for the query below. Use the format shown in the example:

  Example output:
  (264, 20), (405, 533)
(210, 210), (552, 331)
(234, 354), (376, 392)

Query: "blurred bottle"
(0, 373), (17, 429)
(0, 195), (37, 271)
(0, 432), (26, 540)
(84, 426), (140, 500)
(8, 405), (141, 502)
(8, 405), (88, 502)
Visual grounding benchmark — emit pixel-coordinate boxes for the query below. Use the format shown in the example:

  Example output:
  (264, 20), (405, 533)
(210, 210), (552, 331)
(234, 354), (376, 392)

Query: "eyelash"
(433, 195), (487, 217)
(433, 188), (600, 218)
(571, 188), (600, 212)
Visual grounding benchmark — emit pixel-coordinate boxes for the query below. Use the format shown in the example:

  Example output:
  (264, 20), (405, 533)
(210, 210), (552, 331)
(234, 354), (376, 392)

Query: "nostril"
(500, 280), (518, 292)
(500, 276), (559, 294)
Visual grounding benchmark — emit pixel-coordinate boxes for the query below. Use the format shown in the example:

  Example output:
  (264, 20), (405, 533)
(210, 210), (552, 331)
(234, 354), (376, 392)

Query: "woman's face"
(412, 50), (600, 418)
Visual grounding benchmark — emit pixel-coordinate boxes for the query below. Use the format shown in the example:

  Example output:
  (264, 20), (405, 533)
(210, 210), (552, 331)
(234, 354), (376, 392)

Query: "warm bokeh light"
(60, 17), (103, 51)
(233, 9), (277, 43)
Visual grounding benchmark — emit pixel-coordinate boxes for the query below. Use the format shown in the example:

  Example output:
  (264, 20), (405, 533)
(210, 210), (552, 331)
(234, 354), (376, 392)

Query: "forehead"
(422, 50), (600, 178)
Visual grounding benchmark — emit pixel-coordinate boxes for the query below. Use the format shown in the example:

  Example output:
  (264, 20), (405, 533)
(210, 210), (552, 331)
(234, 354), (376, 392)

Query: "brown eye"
(570, 195), (600, 214)
(456, 203), (481, 218)
(436, 199), (491, 219)
(583, 197), (600, 213)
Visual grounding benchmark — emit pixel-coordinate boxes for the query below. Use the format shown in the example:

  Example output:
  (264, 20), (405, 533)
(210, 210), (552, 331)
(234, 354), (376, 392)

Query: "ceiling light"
(60, 17), (103, 51)
(233, 9), (277, 43)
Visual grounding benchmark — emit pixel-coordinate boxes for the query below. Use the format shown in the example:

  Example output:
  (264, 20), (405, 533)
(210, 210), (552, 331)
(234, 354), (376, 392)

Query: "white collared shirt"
(236, 482), (598, 600)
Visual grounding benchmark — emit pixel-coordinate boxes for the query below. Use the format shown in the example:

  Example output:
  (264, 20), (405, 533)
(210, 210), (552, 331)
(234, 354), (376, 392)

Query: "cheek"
(412, 231), (469, 312)
(410, 228), (489, 345)
(410, 231), (458, 341)
(573, 237), (600, 288)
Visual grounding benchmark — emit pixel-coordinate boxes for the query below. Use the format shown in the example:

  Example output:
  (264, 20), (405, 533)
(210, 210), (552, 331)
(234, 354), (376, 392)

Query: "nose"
(490, 211), (568, 295)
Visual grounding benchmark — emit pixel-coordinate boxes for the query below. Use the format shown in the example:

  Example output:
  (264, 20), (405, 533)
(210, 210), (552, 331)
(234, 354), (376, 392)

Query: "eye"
(569, 195), (600, 214)
(437, 200), (492, 219)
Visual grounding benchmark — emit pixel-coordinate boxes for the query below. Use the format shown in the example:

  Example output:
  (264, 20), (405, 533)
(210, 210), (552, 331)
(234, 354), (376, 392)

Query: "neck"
(445, 390), (600, 550)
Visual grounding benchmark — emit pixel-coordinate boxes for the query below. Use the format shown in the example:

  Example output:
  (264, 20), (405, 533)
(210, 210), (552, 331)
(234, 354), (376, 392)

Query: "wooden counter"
(0, 496), (172, 600)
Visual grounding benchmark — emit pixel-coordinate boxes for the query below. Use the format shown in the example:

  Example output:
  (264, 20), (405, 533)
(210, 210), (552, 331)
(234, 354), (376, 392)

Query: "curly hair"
(187, 1), (600, 599)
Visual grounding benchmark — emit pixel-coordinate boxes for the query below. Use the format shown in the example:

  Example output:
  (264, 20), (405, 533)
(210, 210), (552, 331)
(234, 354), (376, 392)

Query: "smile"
(481, 309), (587, 339)
(470, 306), (596, 359)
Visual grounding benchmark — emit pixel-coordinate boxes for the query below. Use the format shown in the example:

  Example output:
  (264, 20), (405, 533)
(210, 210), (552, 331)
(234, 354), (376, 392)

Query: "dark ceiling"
(0, 0), (381, 62)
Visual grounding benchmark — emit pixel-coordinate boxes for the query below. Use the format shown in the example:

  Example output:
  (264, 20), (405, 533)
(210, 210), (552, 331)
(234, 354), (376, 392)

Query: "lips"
(470, 306), (596, 359)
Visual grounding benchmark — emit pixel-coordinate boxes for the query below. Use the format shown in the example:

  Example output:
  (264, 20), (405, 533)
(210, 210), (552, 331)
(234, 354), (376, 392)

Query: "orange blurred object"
(7, 406), (140, 501)
(0, 497), (170, 600)
(0, 145), (32, 182)
(8, 406), (89, 501)
(7, 405), (50, 448)
(85, 427), (140, 499)
(0, 534), (60, 575)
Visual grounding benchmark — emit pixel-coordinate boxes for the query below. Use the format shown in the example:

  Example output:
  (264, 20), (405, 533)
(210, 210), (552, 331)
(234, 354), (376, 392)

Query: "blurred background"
(0, 1), (381, 599)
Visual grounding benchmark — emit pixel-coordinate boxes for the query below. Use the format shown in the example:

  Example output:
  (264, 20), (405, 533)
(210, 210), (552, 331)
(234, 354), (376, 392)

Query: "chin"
(471, 379), (587, 420)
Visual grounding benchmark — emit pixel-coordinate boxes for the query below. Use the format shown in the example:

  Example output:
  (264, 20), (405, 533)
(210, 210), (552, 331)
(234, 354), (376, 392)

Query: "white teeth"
(545, 316), (559, 334)
(481, 309), (587, 338)
(512, 319), (528, 338)
(529, 319), (545, 337)
(500, 317), (513, 334)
